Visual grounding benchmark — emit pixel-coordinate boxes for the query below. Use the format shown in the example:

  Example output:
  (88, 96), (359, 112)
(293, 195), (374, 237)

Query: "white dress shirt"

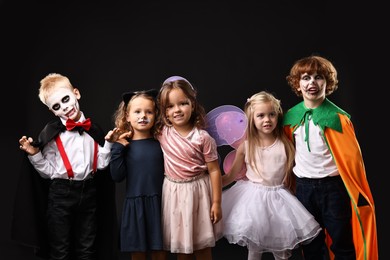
(28, 113), (113, 180)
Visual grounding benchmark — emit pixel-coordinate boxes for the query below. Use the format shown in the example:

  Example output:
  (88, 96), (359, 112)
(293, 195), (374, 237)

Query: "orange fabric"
(284, 114), (378, 260)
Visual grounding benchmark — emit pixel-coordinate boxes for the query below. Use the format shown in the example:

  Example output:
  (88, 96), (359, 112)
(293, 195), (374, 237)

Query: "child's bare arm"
(207, 160), (223, 224)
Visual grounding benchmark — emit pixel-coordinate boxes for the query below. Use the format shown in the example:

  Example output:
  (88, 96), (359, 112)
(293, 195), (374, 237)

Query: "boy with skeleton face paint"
(15, 73), (120, 260)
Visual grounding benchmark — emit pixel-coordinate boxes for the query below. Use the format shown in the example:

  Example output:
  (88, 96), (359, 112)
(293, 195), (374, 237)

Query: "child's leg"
(150, 250), (168, 260)
(177, 253), (195, 260)
(248, 250), (262, 260)
(194, 247), (212, 260)
(131, 252), (147, 260)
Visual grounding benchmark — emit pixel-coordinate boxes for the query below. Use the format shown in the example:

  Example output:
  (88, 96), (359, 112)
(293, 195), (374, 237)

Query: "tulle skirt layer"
(222, 180), (321, 259)
(162, 174), (223, 254)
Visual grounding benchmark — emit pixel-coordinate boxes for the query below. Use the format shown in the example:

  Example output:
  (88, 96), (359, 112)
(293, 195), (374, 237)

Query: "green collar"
(283, 98), (350, 133)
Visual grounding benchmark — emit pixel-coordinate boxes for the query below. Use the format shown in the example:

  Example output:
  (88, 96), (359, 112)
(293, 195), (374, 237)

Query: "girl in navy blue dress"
(110, 89), (167, 260)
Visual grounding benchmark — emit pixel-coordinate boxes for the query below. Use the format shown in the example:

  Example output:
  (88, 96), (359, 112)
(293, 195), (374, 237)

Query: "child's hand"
(105, 128), (121, 142)
(19, 136), (39, 155)
(210, 202), (222, 224)
(115, 131), (133, 146)
(119, 131), (132, 140)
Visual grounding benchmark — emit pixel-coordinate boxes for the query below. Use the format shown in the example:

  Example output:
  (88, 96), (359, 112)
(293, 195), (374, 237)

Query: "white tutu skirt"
(162, 174), (223, 254)
(222, 180), (321, 259)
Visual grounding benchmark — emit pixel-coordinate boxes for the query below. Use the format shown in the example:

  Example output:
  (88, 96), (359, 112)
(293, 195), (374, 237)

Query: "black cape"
(11, 119), (119, 259)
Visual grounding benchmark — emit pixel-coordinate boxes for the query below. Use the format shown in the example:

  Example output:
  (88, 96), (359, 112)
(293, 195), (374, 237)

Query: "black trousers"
(295, 176), (355, 260)
(47, 178), (97, 260)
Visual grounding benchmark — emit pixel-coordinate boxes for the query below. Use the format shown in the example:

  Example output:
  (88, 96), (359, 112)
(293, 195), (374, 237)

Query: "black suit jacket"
(11, 119), (119, 259)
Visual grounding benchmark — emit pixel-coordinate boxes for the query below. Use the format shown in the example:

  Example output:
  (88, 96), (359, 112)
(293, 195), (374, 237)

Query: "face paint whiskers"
(137, 117), (150, 124)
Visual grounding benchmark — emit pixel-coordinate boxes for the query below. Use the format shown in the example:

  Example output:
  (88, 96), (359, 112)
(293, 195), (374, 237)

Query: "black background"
(1, 1), (387, 259)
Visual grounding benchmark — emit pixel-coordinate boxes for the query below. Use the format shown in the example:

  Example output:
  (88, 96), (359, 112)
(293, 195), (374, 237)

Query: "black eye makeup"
(62, 95), (70, 103)
(52, 104), (60, 111)
(51, 95), (70, 111)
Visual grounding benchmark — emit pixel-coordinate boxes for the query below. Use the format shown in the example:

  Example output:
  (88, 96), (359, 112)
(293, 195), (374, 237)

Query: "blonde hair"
(38, 73), (74, 105)
(245, 91), (296, 191)
(286, 55), (338, 97)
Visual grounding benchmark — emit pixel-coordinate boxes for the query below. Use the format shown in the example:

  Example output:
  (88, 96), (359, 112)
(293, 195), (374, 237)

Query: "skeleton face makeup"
(45, 87), (81, 121)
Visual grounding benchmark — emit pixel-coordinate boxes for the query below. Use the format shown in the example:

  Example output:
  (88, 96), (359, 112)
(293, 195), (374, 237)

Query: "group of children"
(16, 55), (377, 260)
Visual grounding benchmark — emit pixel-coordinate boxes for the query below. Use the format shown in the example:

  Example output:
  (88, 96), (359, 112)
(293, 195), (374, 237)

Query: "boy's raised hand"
(19, 136), (39, 155)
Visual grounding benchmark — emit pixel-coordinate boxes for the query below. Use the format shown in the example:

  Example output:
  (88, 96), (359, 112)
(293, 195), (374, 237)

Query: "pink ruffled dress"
(158, 126), (223, 254)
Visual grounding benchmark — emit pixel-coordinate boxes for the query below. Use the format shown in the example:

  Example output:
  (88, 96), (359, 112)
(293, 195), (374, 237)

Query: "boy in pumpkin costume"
(283, 55), (377, 260)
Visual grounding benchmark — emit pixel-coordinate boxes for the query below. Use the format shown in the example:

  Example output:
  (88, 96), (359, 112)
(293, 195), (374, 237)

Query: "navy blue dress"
(110, 138), (165, 252)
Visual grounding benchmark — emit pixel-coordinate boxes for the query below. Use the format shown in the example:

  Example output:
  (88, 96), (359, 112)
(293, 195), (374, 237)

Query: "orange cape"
(283, 102), (378, 260)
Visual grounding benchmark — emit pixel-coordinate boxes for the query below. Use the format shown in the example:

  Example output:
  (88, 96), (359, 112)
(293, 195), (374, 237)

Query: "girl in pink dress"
(221, 91), (321, 260)
(155, 76), (223, 260)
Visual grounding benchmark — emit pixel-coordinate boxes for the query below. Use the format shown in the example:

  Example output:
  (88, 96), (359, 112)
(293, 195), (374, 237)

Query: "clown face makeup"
(45, 87), (81, 121)
(298, 72), (327, 108)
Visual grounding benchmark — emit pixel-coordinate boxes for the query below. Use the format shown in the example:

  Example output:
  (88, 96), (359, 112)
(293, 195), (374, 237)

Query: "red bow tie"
(66, 118), (92, 131)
